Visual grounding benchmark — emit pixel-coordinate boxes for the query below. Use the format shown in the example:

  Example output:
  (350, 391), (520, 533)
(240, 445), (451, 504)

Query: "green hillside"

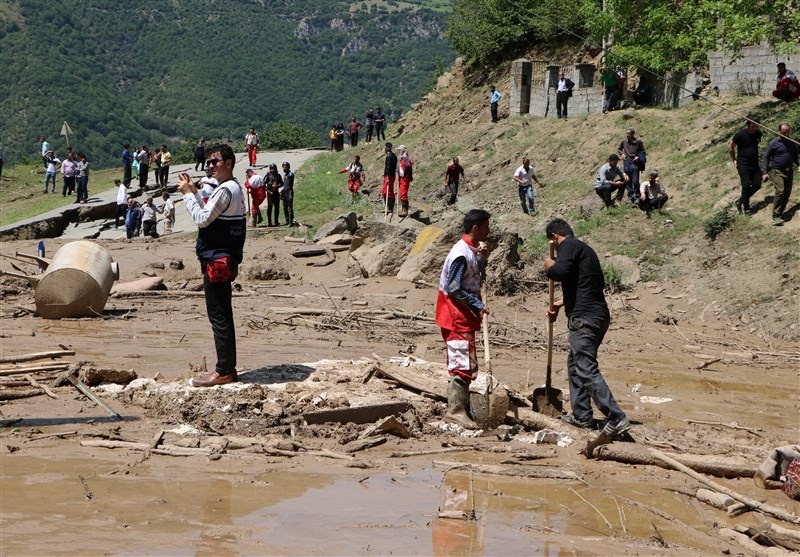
(0, 0), (454, 168)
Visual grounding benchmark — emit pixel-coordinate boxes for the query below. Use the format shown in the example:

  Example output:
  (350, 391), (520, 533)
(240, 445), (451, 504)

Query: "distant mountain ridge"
(0, 0), (454, 168)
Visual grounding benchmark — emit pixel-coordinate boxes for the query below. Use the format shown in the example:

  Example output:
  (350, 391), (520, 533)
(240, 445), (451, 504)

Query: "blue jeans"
(76, 176), (88, 202)
(623, 159), (640, 203)
(518, 184), (535, 214)
(566, 315), (625, 424)
(44, 171), (56, 192)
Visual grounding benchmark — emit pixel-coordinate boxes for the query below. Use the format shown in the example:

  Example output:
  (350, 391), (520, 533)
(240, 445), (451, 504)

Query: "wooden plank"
(373, 365), (447, 401)
(302, 402), (413, 425)
(0, 350), (75, 364)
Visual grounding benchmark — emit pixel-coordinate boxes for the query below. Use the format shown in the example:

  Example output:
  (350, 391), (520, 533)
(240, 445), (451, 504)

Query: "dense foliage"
(446, 0), (800, 72)
(0, 0), (454, 168)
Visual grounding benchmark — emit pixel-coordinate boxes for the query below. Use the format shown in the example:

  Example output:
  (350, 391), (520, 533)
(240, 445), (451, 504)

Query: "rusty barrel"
(36, 241), (120, 319)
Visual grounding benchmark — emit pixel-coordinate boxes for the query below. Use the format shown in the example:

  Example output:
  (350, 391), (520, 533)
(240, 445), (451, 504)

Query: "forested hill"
(0, 0), (454, 168)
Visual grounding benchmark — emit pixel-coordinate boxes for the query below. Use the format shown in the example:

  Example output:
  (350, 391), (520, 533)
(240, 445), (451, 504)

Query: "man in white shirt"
(512, 157), (544, 215)
(115, 179), (129, 228)
(141, 195), (163, 238)
(161, 191), (175, 234)
(555, 71), (575, 119)
(198, 165), (219, 202)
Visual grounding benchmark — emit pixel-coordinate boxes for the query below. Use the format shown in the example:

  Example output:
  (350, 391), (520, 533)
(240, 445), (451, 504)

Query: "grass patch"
(0, 163), (120, 227)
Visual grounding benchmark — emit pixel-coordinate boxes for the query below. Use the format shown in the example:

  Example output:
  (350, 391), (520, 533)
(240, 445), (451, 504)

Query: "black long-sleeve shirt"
(384, 152), (397, 177)
(763, 136), (799, 173)
(546, 237), (609, 321)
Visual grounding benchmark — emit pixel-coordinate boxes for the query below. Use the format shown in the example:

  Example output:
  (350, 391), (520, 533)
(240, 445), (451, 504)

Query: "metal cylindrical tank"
(35, 241), (120, 319)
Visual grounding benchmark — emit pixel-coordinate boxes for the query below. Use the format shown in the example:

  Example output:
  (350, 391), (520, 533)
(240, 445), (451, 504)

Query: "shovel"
(531, 241), (564, 417)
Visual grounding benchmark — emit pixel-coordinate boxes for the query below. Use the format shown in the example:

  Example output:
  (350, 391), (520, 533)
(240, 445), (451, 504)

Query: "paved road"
(1, 149), (322, 240)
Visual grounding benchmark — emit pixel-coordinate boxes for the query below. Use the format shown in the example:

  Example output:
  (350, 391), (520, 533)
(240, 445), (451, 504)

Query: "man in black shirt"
(544, 218), (630, 438)
(729, 116), (763, 216)
(762, 123), (799, 226)
(382, 142), (398, 217)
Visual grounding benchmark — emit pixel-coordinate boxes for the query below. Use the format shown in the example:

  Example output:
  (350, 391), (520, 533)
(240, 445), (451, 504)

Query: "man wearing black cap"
(382, 143), (397, 217)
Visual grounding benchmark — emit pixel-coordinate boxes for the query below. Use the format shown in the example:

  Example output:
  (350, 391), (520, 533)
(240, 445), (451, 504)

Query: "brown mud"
(1, 230), (799, 556)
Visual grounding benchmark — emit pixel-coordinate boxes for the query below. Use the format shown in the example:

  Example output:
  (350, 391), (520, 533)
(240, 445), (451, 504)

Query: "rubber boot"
(398, 201), (409, 217)
(257, 210), (263, 224)
(250, 214), (258, 228)
(387, 198), (395, 214)
(443, 376), (478, 429)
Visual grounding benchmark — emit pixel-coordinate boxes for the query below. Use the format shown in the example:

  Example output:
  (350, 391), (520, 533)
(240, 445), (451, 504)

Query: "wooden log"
(81, 440), (150, 450)
(24, 374), (59, 399)
(302, 402), (413, 425)
(342, 436), (387, 453)
(432, 460), (580, 481)
(717, 528), (784, 557)
(152, 446), (213, 456)
(0, 350), (75, 364)
(0, 363), (69, 376)
(753, 521), (800, 552)
(0, 389), (44, 400)
(650, 449), (800, 525)
(594, 444), (755, 478)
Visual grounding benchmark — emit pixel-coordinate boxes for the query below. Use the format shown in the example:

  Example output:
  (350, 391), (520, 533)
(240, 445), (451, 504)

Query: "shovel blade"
(530, 386), (563, 418)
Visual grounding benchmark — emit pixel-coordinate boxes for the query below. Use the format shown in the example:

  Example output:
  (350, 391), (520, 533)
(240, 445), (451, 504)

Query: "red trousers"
(247, 145), (258, 166)
(348, 177), (362, 194)
(440, 328), (478, 383)
(399, 177), (411, 202)
(381, 175), (396, 199)
(249, 188), (266, 215)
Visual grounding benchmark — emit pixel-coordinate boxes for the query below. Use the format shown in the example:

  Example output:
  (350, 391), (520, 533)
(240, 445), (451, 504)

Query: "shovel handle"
(546, 241), (555, 388)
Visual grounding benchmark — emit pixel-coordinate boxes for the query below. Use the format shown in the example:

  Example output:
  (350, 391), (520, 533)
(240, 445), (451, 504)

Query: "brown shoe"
(190, 370), (237, 387)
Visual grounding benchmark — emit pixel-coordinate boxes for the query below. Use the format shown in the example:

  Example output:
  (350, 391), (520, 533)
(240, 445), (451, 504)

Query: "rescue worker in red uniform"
(340, 155), (365, 202)
(382, 142), (397, 218)
(244, 168), (266, 227)
(435, 209), (491, 429)
(397, 145), (413, 217)
(773, 62), (800, 101)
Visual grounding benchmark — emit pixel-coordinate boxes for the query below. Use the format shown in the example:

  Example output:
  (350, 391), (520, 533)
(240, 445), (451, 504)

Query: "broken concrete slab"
(358, 416), (411, 440)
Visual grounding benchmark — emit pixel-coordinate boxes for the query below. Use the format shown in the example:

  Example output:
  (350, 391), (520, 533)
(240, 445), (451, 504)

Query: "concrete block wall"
(708, 42), (800, 94)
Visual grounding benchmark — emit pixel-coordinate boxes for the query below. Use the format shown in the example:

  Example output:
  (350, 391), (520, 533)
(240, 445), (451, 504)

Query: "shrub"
(262, 121), (322, 151)
(704, 207), (735, 241)
(602, 262), (625, 294)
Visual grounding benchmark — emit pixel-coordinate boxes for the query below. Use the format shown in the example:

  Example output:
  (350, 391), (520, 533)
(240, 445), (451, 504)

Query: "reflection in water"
(195, 479), (235, 557)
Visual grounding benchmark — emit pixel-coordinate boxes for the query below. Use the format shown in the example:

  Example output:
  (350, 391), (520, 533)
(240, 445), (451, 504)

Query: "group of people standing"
(122, 143), (172, 190)
(244, 162), (296, 228)
(40, 138), (90, 203)
(329, 107), (387, 151)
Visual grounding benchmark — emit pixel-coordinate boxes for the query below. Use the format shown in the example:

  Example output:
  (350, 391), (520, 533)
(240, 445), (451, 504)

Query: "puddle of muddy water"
(1, 450), (724, 556)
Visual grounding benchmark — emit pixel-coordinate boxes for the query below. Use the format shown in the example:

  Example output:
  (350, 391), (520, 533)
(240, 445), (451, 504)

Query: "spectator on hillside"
(762, 122), (799, 226)
(335, 123), (345, 152)
(194, 138), (206, 171)
(115, 179), (128, 228)
(281, 161), (295, 226)
(638, 170), (669, 216)
(132, 146), (140, 179)
(124, 197), (142, 240)
(161, 191), (175, 234)
(374, 108), (386, 141)
(618, 127), (646, 205)
(245, 128), (259, 166)
(153, 147), (162, 190)
(489, 86), (502, 123)
(365, 108), (375, 144)
(397, 145), (413, 217)
(329, 124), (337, 151)
(159, 144), (172, 189)
(512, 157), (544, 215)
(348, 117), (362, 147)
(137, 144), (151, 189)
(44, 150), (60, 194)
(341, 155), (365, 202)
(594, 154), (629, 208)
(773, 63), (800, 102)
(141, 195), (162, 238)
(599, 68), (619, 113)
(633, 75), (652, 105)
(121, 144), (133, 186)
(555, 71), (575, 119)
(61, 152), (77, 198)
(382, 142), (397, 217)
(0, 146), (3, 181)
(729, 115), (763, 217)
(41, 137), (50, 168)
(444, 156), (465, 206)
(76, 152), (90, 204)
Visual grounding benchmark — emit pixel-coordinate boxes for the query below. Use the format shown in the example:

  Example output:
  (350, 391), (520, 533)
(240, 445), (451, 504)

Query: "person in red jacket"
(397, 144), (413, 217)
(773, 63), (800, 101)
(244, 168), (266, 227)
(435, 209), (491, 429)
(340, 155), (365, 202)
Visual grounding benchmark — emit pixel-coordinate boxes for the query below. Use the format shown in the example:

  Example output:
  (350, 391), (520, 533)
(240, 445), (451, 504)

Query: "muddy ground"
(1, 225), (798, 556)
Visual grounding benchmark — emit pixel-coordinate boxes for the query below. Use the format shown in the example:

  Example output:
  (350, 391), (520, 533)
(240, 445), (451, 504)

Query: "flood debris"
(302, 402), (413, 425)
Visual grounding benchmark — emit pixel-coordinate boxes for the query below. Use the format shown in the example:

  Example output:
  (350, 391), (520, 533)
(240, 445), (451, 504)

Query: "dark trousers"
(490, 102), (498, 122)
(267, 191), (280, 226)
(737, 166), (762, 211)
(139, 163), (149, 189)
(116, 204), (127, 227)
(603, 86), (617, 112)
(142, 220), (159, 238)
(447, 181), (459, 205)
(595, 184), (625, 207)
(123, 163), (132, 186)
(62, 176), (76, 196)
(282, 190), (294, 225)
(375, 123), (385, 141)
(203, 271), (236, 375)
(623, 159), (640, 203)
(76, 176), (88, 202)
(769, 168), (794, 218)
(195, 156), (205, 171)
(350, 132), (359, 147)
(638, 194), (668, 213)
(556, 91), (570, 118)
(159, 165), (169, 188)
(366, 125), (374, 143)
(566, 315), (625, 423)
